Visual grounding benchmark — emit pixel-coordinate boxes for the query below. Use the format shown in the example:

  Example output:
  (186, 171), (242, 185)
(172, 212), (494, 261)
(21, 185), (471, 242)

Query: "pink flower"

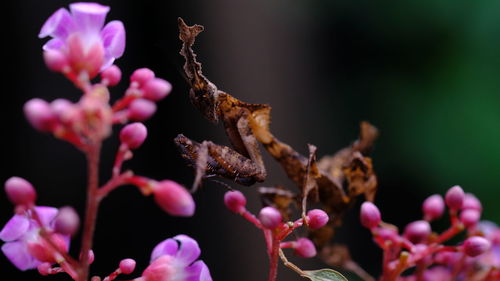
(0, 207), (70, 271)
(39, 2), (125, 78)
(140, 235), (212, 281)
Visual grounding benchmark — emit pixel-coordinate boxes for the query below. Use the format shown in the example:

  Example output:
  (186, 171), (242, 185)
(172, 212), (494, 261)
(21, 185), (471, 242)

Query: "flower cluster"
(360, 185), (500, 281)
(224, 190), (329, 279)
(1, 3), (211, 281)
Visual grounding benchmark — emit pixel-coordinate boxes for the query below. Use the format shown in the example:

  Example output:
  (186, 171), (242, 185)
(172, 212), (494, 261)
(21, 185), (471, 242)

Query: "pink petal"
(42, 38), (65, 51)
(101, 20), (125, 60)
(173, 235), (201, 265)
(2, 241), (40, 271)
(39, 8), (75, 39)
(185, 260), (213, 281)
(70, 3), (109, 33)
(151, 238), (179, 262)
(0, 215), (29, 242)
(33, 206), (58, 227)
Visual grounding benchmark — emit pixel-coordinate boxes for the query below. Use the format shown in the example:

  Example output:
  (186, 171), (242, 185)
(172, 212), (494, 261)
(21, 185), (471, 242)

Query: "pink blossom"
(140, 235), (212, 281)
(0, 207), (70, 271)
(39, 3), (125, 78)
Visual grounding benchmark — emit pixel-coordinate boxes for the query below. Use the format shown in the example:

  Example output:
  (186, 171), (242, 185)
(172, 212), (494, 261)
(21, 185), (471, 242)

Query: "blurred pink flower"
(140, 235), (212, 281)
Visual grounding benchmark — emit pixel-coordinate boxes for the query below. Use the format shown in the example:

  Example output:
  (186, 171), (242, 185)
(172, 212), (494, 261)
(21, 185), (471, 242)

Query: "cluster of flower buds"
(360, 185), (500, 281)
(25, 2), (171, 151)
(23, 66), (171, 150)
(223, 190), (328, 259)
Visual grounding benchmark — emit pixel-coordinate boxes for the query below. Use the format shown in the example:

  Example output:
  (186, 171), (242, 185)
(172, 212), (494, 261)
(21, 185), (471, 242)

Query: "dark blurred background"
(2, 1), (500, 280)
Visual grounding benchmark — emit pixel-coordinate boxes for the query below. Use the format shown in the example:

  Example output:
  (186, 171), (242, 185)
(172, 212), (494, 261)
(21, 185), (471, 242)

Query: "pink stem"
(436, 223), (463, 244)
(112, 145), (128, 177)
(241, 210), (263, 229)
(97, 171), (134, 200)
(79, 143), (101, 281)
(267, 236), (280, 281)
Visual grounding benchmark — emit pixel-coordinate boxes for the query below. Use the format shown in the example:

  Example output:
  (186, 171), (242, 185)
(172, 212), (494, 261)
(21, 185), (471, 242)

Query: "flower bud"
(51, 99), (73, 119)
(422, 194), (444, 221)
(375, 227), (400, 244)
(293, 238), (316, 258)
(119, 122), (148, 149)
(43, 49), (68, 72)
(4, 177), (37, 206)
(24, 98), (56, 132)
(460, 209), (481, 228)
(131, 68), (155, 87)
(258, 207), (282, 229)
(445, 185), (464, 211)
(404, 220), (431, 244)
(119, 258), (136, 274)
(152, 180), (195, 217)
(224, 190), (247, 214)
(463, 236), (490, 257)
(360, 202), (381, 229)
(462, 193), (482, 212)
(54, 206), (80, 236)
(80, 250), (95, 264)
(128, 99), (156, 121)
(101, 65), (122, 86)
(142, 78), (172, 101)
(306, 209), (329, 230)
(37, 262), (52, 276)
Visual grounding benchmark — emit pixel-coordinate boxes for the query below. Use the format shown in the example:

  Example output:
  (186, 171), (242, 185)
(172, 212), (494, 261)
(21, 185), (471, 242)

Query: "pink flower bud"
(50, 99), (73, 119)
(4, 177), (37, 206)
(101, 65), (122, 86)
(131, 68), (155, 87)
(258, 207), (282, 229)
(404, 220), (431, 244)
(119, 122), (148, 149)
(43, 49), (68, 72)
(37, 262), (52, 276)
(142, 78), (172, 101)
(119, 258), (136, 274)
(128, 99), (157, 121)
(152, 180), (195, 217)
(463, 193), (482, 211)
(24, 98), (56, 132)
(54, 206), (80, 236)
(224, 190), (247, 214)
(460, 209), (481, 228)
(306, 209), (329, 229)
(360, 202), (381, 229)
(376, 227), (400, 244)
(422, 194), (444, 221)
(463, 236), (490, 257)
(445, 185), (464, 211)
(80, 250), (95, 264)
(293, 238), (317, 258)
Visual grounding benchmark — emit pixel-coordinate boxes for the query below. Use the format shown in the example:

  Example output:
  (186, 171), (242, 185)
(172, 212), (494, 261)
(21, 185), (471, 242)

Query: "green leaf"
(302, 269), (348, 281)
